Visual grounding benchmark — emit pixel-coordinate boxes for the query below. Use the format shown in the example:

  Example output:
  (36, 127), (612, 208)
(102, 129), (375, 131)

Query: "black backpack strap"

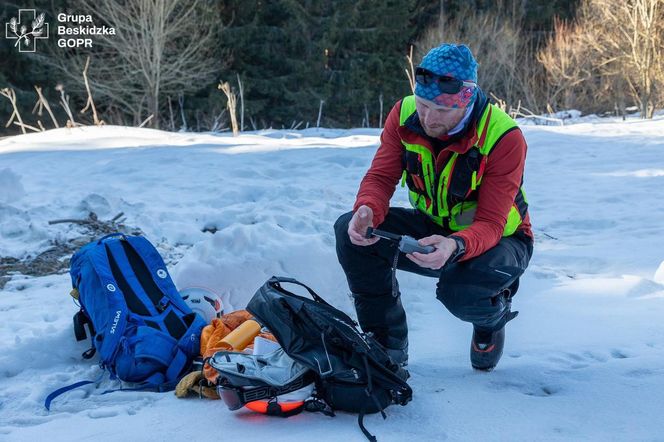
(304, 397), (335, 417)
(358, 408), (377, 442)
(268, 276), (332, 306)
(73, 310), (97, 359)
(357, 354), (387, 442)
(266, 400), (306, 417)
(449, 146), (482, 203)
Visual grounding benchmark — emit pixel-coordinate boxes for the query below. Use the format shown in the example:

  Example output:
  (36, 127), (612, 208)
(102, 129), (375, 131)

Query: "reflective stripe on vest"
(398, 95), (528, 236)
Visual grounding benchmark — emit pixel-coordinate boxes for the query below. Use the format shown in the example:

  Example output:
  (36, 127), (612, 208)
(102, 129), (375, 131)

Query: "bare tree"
(575, 0), (664, 118)
(538, 18), (598, 111)
(51, 0), (221, 129)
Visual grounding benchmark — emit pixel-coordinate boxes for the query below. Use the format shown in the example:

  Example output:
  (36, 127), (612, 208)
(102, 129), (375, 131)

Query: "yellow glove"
(175, 371), (219, 400)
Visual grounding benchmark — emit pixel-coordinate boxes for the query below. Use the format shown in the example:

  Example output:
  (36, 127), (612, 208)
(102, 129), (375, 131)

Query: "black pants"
(334, 208), (533, 350)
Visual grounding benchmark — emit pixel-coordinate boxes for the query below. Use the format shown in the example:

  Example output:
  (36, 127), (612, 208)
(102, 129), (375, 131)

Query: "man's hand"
(348, 205), (380, 246)
(406, 235), (457, 270)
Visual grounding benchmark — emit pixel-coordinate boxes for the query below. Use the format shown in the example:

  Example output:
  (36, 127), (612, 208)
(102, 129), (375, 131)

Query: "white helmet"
(180, 286), (224, 323)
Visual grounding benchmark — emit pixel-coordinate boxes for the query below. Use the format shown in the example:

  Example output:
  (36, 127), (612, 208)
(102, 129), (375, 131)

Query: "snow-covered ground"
(1, 117), (663, 441)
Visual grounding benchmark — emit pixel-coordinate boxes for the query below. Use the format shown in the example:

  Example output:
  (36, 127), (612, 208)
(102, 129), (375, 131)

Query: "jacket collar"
(398, 89), (489, 155)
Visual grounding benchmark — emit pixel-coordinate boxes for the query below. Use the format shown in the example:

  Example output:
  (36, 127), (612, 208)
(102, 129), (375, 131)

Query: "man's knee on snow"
(435, 279), (510, 330)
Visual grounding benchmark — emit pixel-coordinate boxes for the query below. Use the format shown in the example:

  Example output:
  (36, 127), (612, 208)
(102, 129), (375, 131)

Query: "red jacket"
(353, 98), (533, 261)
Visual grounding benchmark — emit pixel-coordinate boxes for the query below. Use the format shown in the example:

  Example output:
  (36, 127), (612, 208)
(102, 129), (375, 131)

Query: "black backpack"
(246, 276), (412, 441)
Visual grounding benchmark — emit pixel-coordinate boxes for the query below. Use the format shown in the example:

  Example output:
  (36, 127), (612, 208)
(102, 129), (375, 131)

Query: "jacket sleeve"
(352, 102), (404, 227)
(450, 128), (527, 260)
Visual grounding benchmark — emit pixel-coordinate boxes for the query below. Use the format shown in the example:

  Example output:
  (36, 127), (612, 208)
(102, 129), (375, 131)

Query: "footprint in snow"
(624, 368), (653, 378)
(489, 380), (560, 397)
(610, 349), (630, 359)
(88, 409), (119, 419)
(42, 312), (58, 323)
(548, 349), (631, 370)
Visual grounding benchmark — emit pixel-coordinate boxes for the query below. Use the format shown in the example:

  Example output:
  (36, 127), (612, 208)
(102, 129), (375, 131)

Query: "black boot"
(353, 292), (409, 366)
(469, 285), (520, 371)
(385, 344), (409, 367)
(470, 325), (505, 371)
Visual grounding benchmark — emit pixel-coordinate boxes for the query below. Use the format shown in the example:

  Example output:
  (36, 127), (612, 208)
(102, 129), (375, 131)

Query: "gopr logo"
(5, 9), (49, 53)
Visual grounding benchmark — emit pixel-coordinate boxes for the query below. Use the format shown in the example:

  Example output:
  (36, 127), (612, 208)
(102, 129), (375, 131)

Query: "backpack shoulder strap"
(268, 276), (331, 306)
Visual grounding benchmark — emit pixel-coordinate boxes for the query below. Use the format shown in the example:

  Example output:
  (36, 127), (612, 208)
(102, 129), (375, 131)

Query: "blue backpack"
(45, 233), (207, 410)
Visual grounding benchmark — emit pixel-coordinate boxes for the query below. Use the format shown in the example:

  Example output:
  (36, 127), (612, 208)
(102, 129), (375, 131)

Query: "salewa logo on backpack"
(109, 310), (121, 334)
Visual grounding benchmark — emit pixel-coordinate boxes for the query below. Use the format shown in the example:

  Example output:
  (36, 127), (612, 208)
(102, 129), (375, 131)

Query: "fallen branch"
(218, 81), (239, 136)
(178, 94), (187, 131)
(536, 229), (559, 241)
(379, 93), (384, 129)
(13, 121), (41, 132)
(168, 96), (175, 131)
(34, 85), (60, 128)
(1, 87), (26, 134)
(56, 84), (77, 127)
(50, 212), (113, 226)
(48, 211), (141, 239)
(404, 45), (416, 94)
(139, 114), (154, 128)
(2, 212), (141, 287)
(489, 92), (508, 112)
(80, 56), (104, 126)
(236, 73), (244, 132)
(317, 100), (324, 128)
(210, 109), (226, 132)
(512, 105), (564, 125)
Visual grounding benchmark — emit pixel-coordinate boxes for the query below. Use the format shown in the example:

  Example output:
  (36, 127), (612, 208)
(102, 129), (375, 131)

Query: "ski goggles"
(217, 384), (271, 411)
(415, 67), (476, 94)
(217, 370), (315, 409)
(217, 375), (313, 416)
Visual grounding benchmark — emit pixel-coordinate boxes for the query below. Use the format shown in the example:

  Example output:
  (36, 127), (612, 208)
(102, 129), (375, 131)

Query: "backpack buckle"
(82, 347), (97, 359)
(157, 296), (170, 312)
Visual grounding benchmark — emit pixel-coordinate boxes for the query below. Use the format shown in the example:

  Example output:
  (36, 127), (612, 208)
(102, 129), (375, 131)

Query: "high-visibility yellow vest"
(399, 95), (528, 236)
